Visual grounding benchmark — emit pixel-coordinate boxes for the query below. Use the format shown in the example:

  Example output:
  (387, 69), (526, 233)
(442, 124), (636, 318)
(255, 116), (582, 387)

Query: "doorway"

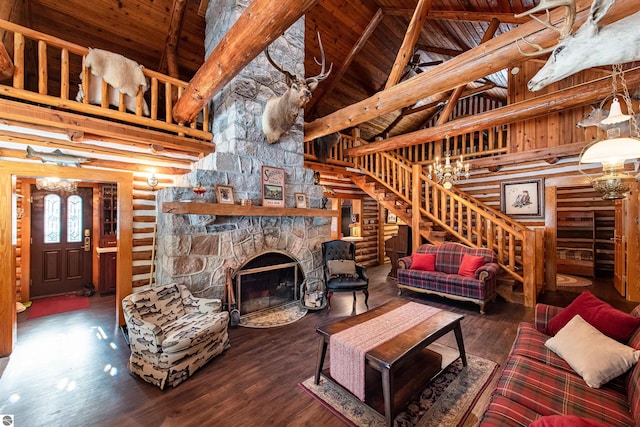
(30, 186), (94, 298)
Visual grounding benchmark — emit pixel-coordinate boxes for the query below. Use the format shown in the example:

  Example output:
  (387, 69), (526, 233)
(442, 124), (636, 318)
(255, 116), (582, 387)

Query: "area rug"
(300, 351), (498, 427)
(239, 300), (307, 328)
(556, 273), (592, 288)
(27, 294), (90, 319)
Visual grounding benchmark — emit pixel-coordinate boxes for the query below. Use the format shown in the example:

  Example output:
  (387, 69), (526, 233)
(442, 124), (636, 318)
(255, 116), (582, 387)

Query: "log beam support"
(173, 0), (317, 123)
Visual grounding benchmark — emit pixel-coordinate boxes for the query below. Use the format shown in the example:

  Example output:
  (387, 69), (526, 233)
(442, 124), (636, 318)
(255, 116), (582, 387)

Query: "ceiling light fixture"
(35, 177), (78, 193)
(579, 64), (640, 200)
(427, 137), (470, 190)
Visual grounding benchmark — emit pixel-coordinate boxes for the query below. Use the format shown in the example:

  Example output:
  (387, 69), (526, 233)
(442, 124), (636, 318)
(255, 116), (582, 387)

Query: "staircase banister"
(419, 172), (526, 239)
(0, 19), (88, 55)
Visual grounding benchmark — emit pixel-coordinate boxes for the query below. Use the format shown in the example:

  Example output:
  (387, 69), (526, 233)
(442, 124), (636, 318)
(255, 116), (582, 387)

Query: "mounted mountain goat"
(515, 0), (640, 91)
(261, 33), (332, 144)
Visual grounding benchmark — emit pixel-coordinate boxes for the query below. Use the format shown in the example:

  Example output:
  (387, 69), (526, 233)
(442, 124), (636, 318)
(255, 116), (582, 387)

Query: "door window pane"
(44, 194), (61, 243)
(67, 195), (82, 243)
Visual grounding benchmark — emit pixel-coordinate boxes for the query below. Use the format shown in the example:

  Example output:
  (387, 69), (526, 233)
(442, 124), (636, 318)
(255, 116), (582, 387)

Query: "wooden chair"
(321, 240), (369, 311)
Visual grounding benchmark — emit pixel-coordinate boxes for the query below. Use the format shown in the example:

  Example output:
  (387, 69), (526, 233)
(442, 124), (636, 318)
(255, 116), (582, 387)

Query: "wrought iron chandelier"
(579, 64), (640, 200)
(35, 177), (78, 193)
(427, 146), (470, 189)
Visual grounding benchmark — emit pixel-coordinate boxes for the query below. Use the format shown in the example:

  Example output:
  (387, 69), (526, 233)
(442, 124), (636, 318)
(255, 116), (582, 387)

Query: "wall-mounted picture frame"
(262, 165), (285, 208)
(294, 193), (307, 208)
(387, 210), (397, 224)
(216, 185), (234, 204)
(501, 178), (544, 219)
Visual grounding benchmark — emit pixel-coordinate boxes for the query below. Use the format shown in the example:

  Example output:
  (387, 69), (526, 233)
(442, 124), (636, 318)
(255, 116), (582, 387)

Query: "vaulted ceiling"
(3, 0), (538, 144)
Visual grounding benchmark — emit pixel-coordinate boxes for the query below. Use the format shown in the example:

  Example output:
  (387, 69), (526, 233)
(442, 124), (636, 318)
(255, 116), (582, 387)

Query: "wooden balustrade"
(0, 19), (211, 142)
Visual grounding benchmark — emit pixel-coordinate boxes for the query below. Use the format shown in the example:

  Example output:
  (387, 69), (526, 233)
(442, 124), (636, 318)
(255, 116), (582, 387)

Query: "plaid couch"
(397, 243), (499, 314)
(122, 283), (230, 389)
(477, 303), (640, 426)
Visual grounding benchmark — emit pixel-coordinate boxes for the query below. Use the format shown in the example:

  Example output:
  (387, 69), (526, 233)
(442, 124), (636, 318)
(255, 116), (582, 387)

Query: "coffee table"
(314, 300), (466, 427)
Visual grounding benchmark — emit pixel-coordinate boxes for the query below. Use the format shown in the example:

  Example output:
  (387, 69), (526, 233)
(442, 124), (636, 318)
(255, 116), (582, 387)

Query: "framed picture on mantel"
(262, 165), (285, 208)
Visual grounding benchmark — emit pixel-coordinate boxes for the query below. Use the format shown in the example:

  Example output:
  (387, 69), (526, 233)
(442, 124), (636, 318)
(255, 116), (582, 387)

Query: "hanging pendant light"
(579, 64), (640, 200)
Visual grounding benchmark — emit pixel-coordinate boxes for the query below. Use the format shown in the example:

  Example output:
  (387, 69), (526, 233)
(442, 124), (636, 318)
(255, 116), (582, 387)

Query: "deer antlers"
(263, 32), (332, 86)
(514, 0), (576, 56)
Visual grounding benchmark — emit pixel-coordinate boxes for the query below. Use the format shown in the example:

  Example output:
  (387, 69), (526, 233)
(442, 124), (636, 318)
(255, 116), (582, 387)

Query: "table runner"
(329, 302), (440, 401)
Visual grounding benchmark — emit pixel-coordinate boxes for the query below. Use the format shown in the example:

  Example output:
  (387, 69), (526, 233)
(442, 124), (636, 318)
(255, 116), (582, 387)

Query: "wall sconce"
(147, 172), (158, 189)
(313, 171), (321, 185)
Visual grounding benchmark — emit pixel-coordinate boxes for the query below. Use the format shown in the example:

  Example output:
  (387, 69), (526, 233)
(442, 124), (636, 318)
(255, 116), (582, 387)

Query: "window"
(44, 194), (61, 243)
(67, 195), (82, 242)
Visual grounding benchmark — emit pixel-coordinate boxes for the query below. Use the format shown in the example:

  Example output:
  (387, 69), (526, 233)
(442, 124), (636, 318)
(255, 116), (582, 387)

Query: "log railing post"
(523, 228), (537, 307)
(412, 164), (422, 251)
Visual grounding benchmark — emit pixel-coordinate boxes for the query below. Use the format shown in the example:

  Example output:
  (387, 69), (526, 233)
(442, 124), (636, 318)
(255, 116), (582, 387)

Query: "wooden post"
(535, 228), (545, 294)
(411, 164), (421, 251)
(523, 229), (536, 307)
(305, 0), (640, 142)
(545, 186), (558, 291)
(0, 171), (16, 357)
(627, 183), (640, 301)
(172, 0), (318, 123)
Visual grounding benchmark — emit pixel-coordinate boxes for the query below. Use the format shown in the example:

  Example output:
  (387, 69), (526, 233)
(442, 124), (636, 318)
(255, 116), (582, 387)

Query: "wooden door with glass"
(30, 186), (93, 297)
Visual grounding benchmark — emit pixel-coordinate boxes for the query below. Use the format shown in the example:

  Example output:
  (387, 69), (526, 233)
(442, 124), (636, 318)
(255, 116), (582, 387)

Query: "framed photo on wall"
(262, 166), (285, 207)
(294, 193), (307, 208)
(387, 209), (397, 224)
(501, 178), (544, 219)
(216, 185), (234, 204)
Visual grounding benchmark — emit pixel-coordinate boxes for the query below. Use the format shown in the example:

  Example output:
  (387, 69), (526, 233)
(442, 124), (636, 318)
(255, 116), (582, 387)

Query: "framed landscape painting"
(501, 178), (544, 219)
(262, 166), (285, 207)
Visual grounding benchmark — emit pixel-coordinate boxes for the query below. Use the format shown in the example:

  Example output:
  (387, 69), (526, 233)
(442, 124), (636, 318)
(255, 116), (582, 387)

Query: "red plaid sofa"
(477, 303), (640, 426)
(396, 243), (499, 314)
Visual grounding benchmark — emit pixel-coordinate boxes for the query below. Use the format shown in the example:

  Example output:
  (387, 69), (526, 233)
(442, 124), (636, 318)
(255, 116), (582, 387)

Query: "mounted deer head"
(515, 0), (640, 91)
(262, 32), (332, 144)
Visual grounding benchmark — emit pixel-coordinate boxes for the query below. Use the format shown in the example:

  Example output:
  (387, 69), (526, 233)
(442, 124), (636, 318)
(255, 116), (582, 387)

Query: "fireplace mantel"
(162, 202), (338, 218)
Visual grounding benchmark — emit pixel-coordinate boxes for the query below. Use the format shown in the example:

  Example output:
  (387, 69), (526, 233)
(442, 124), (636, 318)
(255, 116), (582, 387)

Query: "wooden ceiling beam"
(173, 0), (318, 123)
(0, 98), (214, 156)
(345, 67), (640, 157)
(160, 0), (188, 78)
(305, 0), (640, 142)
(383, 9), (528, 24)
(384, 0), (433, 90)
(436, 18), (500, 126)
(415, 45), (465, 57)
(308, 8), (383, 117)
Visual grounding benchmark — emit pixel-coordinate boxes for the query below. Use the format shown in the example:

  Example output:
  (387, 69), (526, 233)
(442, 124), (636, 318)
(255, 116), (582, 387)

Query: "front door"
(613, 199), (626, 297)
(30, 186), (93, 298)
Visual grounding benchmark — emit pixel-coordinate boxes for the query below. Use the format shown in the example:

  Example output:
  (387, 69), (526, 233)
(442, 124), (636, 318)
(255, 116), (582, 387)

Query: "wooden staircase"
(352, 175), (449, 245)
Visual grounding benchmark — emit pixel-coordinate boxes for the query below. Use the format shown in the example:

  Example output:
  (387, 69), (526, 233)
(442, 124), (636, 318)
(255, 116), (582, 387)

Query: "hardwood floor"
(0, 265), (636, 427)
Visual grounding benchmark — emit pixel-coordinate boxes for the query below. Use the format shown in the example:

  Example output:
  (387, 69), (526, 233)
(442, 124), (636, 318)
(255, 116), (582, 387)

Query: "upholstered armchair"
(321, 240), (369, 310)
(122, 283), (230, 389)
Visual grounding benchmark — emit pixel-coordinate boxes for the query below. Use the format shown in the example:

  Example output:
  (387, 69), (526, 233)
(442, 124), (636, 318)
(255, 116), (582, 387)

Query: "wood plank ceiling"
(3, 0), (540, 167)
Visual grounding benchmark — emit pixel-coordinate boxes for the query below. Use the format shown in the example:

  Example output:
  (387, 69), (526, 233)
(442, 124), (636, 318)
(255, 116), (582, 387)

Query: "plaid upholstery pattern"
(478, 303), (640, 427)
(397, 243), (499, 313)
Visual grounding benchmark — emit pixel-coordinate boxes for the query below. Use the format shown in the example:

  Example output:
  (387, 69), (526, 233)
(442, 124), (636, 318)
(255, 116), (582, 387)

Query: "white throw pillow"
(327, 260), (357, 279)
(545, 314), (640, 388)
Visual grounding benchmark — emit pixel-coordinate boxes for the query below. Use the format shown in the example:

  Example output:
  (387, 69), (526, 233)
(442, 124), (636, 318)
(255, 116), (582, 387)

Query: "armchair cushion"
(457, 254), (485, 278)
(327, 259), (358, 279)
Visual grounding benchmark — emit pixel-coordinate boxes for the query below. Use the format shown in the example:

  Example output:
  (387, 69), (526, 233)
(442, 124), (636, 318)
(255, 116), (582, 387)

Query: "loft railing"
(0, 19), (211, 141)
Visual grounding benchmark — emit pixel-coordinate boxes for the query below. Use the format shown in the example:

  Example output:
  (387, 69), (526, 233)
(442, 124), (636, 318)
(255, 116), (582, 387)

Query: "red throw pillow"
(411, 253), (436, 271)
(530, 415), (612, 427)
(457, 254), (485, 278)
(547, 290), (640, 342)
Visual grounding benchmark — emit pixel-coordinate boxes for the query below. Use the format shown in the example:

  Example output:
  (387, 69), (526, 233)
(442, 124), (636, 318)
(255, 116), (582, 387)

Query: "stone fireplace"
(153, 1), (329, 311)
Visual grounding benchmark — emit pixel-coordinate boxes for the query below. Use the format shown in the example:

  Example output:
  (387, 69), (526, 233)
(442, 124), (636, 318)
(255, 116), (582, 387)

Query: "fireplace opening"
(234, 252), (304, 315)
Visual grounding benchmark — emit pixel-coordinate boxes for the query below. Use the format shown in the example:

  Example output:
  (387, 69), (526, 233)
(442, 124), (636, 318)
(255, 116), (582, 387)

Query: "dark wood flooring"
(1, 265), (636, 427)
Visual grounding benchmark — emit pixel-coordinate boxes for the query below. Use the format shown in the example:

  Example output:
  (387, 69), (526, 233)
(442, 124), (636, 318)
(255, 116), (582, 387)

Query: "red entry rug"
(27, 294), (90, 319)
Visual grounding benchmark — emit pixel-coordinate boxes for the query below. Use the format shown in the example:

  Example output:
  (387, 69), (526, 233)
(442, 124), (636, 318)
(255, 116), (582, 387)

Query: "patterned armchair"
(122, 283), (230, 389)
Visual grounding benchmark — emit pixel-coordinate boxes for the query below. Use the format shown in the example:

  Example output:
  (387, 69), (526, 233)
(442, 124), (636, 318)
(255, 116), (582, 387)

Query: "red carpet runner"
(27, 295), (90, 319)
